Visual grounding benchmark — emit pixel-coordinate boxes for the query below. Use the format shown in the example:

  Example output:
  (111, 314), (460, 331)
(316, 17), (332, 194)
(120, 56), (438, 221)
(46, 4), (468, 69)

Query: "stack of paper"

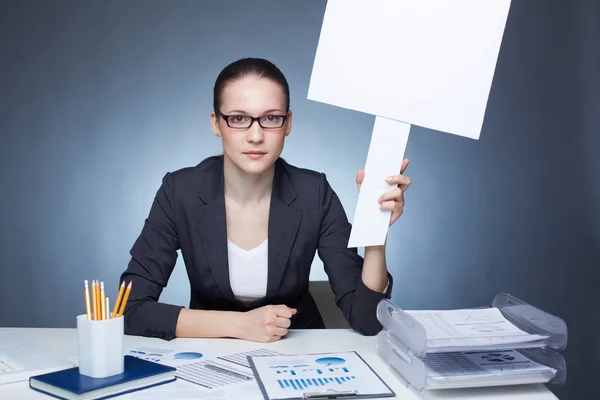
(421, 349), (557, 389)
(376, 297), (567, 392)
(404, 308), (549, 352)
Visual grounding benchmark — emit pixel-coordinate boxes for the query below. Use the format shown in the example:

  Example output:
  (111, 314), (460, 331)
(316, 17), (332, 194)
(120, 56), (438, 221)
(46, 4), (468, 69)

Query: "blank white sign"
(308, 0), (512, 140)
(348, 117), (411, 247)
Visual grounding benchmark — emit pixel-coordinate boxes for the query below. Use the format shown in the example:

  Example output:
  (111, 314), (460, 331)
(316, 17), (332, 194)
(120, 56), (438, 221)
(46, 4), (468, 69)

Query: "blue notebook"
(29, 355), (176, 400)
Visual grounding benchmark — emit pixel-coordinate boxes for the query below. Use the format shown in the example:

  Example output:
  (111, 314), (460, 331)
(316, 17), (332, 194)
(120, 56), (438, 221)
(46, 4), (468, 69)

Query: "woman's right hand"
(236, 305), (297, 343)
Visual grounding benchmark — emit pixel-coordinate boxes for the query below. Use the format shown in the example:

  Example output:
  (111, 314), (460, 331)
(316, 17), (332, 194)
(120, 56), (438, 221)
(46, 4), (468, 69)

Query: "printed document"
(248, 351), (394, 400)
(421, 349), (557, 389)
(125, 342), (280, 399)
(405, 308), (549, 351)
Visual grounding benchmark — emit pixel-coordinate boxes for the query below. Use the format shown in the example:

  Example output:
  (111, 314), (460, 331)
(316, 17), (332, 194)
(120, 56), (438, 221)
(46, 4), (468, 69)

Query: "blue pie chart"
(173, 352), (203, 360)
(315, 357), (346, 366)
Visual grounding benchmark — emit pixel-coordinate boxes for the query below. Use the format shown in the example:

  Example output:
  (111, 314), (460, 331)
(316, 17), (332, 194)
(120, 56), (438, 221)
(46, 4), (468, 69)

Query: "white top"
(228, 239), (268, 303)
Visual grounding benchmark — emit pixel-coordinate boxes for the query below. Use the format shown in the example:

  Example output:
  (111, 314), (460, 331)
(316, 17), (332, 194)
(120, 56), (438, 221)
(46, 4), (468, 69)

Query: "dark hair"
(213, 58), (290, 112)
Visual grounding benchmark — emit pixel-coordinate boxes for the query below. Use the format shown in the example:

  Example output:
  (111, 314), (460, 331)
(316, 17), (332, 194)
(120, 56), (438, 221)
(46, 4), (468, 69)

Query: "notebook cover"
(29, 355), (175, 394)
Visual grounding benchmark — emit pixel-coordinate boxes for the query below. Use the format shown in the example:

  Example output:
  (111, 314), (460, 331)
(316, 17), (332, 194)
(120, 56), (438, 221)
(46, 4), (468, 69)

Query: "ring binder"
(302, 389), (359, 399)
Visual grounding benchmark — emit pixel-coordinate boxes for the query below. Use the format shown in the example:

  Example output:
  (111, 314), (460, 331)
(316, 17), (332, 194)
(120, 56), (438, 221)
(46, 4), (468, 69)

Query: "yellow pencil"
(100, 281), (106, 320)
(91, 280), (97, 320)
(84, 280), (92, 320)
(96, 280), (102, 320)
(111, 281), (125, 318)
(117, 281), (132, 318)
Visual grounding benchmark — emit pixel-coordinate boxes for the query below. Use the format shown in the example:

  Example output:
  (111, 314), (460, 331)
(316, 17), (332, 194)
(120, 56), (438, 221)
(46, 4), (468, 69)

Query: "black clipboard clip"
(302, 389), (359, 399)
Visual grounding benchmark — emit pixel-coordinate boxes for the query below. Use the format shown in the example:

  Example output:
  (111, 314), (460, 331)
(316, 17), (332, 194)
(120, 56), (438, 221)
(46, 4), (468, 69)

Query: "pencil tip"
(127, 281), (132, 288)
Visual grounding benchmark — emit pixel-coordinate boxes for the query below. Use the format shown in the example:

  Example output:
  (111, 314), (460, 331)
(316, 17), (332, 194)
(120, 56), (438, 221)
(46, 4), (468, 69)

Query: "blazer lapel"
(193, 157), (302, 302)
(266, 160), (302, 298)
(193, 159), (236, 302)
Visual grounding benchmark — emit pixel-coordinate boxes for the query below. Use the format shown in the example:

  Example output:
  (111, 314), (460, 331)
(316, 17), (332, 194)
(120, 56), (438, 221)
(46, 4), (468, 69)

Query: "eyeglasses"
(215, 109), (288, 129)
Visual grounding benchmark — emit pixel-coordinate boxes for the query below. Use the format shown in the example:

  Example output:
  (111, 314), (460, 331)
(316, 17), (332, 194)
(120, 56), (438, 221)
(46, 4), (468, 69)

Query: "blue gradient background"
(0, 1), (598, 398)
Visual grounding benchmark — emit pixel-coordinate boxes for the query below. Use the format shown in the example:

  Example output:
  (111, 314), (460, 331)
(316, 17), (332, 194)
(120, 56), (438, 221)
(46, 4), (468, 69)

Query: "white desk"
(0, 328), (558, 399)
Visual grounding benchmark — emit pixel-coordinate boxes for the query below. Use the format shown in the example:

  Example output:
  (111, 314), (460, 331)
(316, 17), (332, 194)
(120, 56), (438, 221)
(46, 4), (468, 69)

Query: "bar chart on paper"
(249, 351), (394, 399)
(274, 368), (351, 375)
(277, 375), (357, 391)
(273, 356), (356, 390)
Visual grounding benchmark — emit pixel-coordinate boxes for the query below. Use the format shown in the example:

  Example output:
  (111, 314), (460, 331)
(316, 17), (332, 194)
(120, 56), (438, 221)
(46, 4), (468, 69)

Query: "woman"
(119, 57), (411, 343)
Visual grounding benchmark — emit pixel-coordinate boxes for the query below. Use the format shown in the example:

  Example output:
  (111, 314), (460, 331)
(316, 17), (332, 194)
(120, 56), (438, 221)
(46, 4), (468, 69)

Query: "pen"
(204, 363), (252, 381)
(106, 296), (110, 319)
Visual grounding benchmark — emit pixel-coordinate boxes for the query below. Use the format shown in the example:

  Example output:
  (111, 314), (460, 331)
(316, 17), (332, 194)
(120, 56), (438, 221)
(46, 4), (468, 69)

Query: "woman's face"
(211, 75), (292, 176)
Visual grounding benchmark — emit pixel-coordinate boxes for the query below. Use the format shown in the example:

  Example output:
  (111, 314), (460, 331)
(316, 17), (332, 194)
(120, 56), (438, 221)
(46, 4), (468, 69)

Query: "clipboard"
(301, 388), (359, 399)
(247, 351), (395, 400)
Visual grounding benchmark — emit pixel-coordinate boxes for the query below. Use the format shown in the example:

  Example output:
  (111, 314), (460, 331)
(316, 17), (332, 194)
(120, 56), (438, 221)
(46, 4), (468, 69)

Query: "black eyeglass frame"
(215, 109), (289, 129)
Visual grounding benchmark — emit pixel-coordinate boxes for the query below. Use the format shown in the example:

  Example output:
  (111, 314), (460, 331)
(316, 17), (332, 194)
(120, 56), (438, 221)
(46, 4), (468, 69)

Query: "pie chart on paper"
(315, 357), (346, 366)
(173, 352), (203, 360)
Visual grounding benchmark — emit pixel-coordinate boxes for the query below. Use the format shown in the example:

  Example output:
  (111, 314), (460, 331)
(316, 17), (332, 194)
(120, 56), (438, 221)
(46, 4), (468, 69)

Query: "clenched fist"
(237, 304), (297, 343)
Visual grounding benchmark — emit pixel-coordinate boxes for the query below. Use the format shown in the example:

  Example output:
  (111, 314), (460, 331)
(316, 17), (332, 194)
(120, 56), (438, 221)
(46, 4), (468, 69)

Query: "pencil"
(106, 296), (110, 319)
(96, 280), (102, 320)
(84, 280), (92, 320)
(100, 281), (106, 320)
(96, 280), (101, 320)
(92, 280), (98, 320)
(112, 281), (125, 318)
(117, 281), (132, 318)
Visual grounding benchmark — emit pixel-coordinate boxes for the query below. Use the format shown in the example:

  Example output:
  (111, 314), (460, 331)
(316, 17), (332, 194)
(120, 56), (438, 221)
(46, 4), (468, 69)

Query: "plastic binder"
(375, 293), (567, 392)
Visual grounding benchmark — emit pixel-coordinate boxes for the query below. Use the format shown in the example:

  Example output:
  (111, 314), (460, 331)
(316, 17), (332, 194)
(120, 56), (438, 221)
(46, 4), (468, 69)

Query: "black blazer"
(120, 156), (393, 340)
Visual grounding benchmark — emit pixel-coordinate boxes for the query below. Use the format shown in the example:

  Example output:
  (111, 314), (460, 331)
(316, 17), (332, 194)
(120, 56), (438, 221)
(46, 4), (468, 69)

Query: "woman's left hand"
(356, 158), (411, 227)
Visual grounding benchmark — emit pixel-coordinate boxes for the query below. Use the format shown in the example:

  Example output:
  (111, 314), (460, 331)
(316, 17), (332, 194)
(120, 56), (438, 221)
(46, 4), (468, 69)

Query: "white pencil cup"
(76, 314), (125, 378)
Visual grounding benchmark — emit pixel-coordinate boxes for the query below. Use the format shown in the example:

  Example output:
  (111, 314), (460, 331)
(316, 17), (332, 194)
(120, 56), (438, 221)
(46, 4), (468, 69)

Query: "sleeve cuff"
(349, 272), (394, 335)
(124, 302), (184, 341)
(382, 272), (393, 298)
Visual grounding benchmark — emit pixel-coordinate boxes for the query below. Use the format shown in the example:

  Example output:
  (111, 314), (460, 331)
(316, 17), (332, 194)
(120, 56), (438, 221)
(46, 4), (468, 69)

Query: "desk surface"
(0, 328), (558, 400)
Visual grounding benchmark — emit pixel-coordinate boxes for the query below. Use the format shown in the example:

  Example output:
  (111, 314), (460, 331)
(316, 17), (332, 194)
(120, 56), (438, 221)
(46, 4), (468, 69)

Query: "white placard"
(308, 0), (512, 246)
(348, 117), (410, 248)
(308, 0), (511, 139)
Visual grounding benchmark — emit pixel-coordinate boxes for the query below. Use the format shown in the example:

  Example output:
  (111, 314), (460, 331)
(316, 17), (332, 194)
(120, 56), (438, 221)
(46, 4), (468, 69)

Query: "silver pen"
(205, 363), (253, 381)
